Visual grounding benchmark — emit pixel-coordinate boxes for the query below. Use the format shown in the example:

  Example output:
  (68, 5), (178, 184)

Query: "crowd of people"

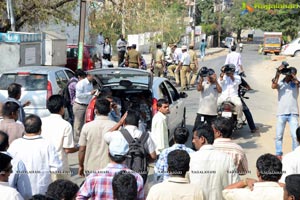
(0, 35), (300, 200)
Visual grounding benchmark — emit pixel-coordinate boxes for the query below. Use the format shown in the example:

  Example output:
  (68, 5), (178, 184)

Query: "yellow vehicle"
(263, 32), (282, 55)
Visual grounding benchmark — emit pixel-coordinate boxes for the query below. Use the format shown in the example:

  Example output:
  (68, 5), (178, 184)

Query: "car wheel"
(275, 52), (279, 55)
(294, 51), (300, 57)
(181, 107), (186, 128)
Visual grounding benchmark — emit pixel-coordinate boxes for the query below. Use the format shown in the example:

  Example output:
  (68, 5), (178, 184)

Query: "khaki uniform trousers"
(154, 63), (164, 77)
(189, 63), (198, 86)
(180, 65), (191, 91)
(168, 64), (180, 84)
(129, 63), (139, 68)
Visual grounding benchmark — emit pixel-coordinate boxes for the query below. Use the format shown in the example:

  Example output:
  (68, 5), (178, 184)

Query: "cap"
(109, 137), (129, 157)
(181, 45), (187, 50)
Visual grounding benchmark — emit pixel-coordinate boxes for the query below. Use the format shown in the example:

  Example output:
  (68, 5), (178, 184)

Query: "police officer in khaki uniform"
(126, 44), (140, 68)
(178, 45), (191, 91)
(188, 44), (199, 87)
(167, 44), (180, 85)
(151, 44), (165, 77)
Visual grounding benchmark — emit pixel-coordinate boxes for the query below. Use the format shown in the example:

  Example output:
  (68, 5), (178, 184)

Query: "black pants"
(103, 53), (111, 61)
(118, 51), (126, 66)
(193, 114), (217, 131)
(241, 98), (256, 131)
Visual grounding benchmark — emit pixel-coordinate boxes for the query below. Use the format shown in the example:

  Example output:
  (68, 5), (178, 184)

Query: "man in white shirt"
(147, 150), (203, 200)
(116, 34), (128, 66)
(104, 110), (156, 182)
(151, 99), (170, 155)
(8, 115), (62, 196)
(0, 131), (31, 199)
(212, 117), (248, 175)
(279, 126), (300, 183)
(96, 32), (104, 58)
(218, 64), (243, 122)
(0, 152), (24, 200)
(178, 45), (191, 91)
(225, 45), (244, 74)
(194, 67), (222, 130)
(223, 153), (283, 200)
(73, 73), (96, 143)
(42, 95), (79, 180)
(189, 124), (240, 200)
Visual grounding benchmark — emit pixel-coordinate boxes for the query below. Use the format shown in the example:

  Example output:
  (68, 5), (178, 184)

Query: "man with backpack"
(104, 110), (157, 183)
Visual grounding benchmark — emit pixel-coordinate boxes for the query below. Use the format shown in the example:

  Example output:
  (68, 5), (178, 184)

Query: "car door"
(157, 80), (184, 140)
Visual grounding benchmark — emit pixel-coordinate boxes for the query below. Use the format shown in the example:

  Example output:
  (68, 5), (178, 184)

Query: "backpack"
(120, 128), (149, 183)
(61, 79), (77, 107)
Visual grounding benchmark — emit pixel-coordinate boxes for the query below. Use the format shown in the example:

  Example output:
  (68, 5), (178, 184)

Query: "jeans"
(275, 114), (299, 156)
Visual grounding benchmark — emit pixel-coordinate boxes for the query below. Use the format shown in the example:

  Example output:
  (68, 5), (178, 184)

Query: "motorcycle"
(218, 98), (239, 130)
(218, 81), (252, 131)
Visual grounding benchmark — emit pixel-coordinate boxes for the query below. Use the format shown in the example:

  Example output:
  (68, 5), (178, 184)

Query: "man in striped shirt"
(212, 117), (248, 175)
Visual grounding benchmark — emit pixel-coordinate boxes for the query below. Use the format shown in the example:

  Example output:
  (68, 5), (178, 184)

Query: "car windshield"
(0, 73), (47, 91)
(91, 69), (151, 87)
(265, 37), (280, 44)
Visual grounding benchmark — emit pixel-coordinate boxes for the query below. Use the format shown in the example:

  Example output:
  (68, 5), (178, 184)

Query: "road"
(183, 43), (298, 180)
(69, 43), (299, 188)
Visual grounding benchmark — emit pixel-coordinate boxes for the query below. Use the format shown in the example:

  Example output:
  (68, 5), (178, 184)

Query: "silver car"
(0, 66), (75, 117)
(85, 68), (187, 144)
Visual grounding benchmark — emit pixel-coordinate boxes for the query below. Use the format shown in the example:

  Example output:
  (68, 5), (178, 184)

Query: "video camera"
(277, 61), (290, 75)
(199, 66), (215, 77)
(221, 64), (235, 74)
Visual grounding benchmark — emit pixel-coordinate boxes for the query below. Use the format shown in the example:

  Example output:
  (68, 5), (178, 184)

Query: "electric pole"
(77, 0), (87, 69)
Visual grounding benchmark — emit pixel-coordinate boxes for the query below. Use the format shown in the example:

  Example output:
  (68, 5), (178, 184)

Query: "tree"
(89, 0), (186, 46)
(0, 0), (77, 32)
(227, 0), (300, 41)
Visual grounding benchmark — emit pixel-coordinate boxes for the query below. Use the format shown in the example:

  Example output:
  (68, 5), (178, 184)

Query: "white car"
(85, 68), (187, 145)
(0, 66), (75, 117)
(281, 37), (300, 56)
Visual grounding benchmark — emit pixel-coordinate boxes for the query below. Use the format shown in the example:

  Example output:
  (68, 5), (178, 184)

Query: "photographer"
(272, 62), (300, 159)
(194, 67), (222, 130)
(217, 64), (243, 124)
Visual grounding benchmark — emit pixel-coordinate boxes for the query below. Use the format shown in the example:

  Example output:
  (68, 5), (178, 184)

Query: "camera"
(199, 66), (209, 77)
(199, 67), (215, 77)
(221, 64), (235, 73)
(277, 61), (290, 75)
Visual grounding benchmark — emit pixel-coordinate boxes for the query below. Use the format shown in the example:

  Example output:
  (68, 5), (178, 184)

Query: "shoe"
(251, 127), (259, 133)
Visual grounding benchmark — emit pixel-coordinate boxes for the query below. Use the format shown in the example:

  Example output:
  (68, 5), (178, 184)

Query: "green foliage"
(90, 0), (186, 47)
(227, 0), (300, 40)
(0, 0), (77, 32)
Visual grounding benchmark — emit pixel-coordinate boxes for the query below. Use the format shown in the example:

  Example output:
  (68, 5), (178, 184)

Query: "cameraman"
(272, 64), (300, 159)
(194, 67), (222, 130)
(217, 64), (243, 124)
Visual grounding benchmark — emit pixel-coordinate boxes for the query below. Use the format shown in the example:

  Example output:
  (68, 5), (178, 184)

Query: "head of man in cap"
(181, 45), (187, 52)
(108, 138), (129, 164)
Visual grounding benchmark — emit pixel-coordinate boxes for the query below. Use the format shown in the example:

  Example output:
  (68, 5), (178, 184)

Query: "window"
(65, 70), (75, 79)
(158, 83), (171, 103)
(0, 74), (47, 91)
(55, 70), (68, 89)
(164, 81), (180, 102)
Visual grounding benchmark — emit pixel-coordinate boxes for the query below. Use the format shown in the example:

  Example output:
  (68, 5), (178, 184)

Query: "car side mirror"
(222, 40), (225, 44)
(179, 92), (188, 98)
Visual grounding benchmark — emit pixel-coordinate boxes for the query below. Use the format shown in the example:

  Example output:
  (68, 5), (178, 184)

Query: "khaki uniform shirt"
(152, 49), (164, 64)
(188, 49), (197, 64)
(79, 116), (116, 172)
(146, 177), (204, 200)
(127, 49), (140, 67)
